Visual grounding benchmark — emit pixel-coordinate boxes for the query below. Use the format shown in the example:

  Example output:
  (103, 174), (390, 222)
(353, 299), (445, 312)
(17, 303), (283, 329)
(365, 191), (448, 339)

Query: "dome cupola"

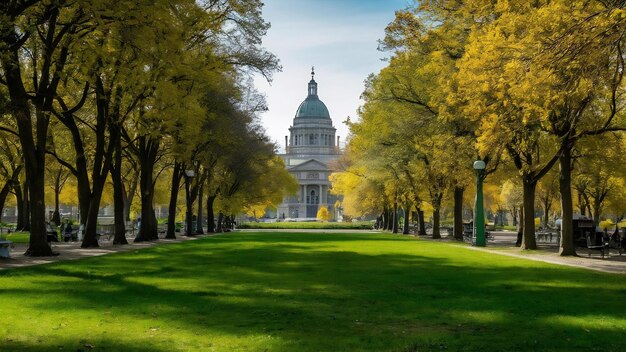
(295, 67), (331, 119)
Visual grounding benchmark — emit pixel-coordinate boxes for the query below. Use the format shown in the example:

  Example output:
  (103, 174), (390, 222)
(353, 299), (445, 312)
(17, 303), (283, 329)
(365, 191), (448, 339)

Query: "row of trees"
(331, 0), (626, 256)
(0, 0), (296, 256)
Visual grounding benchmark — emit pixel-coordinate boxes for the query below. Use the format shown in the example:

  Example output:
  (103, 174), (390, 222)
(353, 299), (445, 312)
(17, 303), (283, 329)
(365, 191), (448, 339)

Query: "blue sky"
(254, 0), (410, 150)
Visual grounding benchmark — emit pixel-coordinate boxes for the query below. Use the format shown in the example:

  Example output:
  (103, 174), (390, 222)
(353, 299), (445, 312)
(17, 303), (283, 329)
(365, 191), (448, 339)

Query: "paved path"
(436, 231), (626, 274)
(0, 235), (208, 270)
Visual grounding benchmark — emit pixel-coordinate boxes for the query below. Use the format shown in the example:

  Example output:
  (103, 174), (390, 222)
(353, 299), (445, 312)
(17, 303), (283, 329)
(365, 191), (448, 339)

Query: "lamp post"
(473, 160), (486, 247)
(184, 169), (195, 236)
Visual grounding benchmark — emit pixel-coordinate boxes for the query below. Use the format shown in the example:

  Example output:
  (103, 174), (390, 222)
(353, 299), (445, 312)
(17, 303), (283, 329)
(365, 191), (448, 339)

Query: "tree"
(454, 0), (626, 254)
(537, 170), (559, 229)
(0, 1), (96, 255)
(0, 132), (22, 223)
(316, 205), (330, 222)
(573, 134), (626, 226)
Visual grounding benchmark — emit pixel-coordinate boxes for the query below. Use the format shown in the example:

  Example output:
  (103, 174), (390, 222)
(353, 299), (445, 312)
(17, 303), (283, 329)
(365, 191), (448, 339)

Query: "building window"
(307, 189), (318, 204)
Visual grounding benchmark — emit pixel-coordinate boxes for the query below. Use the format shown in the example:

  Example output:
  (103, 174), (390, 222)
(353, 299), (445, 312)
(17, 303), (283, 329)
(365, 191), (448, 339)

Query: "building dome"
(294, 68), (330, 119)
(295, 95), (330, 119)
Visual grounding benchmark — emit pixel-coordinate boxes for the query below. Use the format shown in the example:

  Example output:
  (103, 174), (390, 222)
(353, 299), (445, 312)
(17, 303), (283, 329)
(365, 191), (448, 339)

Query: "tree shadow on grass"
(1, 232), (626, 351)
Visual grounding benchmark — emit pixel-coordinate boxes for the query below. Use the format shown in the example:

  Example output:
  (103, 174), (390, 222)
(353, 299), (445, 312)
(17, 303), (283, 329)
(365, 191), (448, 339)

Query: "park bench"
(95, 224), (115, 241)
(0, 240), (12, 258)
(463, 222), (493, 244)
(440, 226), (453, 237)
(608, 230), (623, 256)
(536, 230), (559, 243)
(585, 232), (608, 258)
(157, 224), (168, 238)
(0, 226), (12, 258)
(462, 222), (473, 242)
(46, 222), (59, 243)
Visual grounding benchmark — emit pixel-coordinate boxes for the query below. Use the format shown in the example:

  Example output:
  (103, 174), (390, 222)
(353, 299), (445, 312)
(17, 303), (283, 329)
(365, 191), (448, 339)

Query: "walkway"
(445, 231), (626, 274)
(0, 235), (207, 270)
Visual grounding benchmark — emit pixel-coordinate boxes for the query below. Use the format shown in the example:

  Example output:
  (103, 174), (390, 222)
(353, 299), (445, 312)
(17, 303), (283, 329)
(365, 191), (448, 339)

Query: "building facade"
(276, 69), (342, 220)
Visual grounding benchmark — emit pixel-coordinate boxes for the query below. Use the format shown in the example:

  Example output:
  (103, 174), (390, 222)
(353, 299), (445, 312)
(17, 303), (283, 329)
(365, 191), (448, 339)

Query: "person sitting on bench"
(61, 219), (73, 242)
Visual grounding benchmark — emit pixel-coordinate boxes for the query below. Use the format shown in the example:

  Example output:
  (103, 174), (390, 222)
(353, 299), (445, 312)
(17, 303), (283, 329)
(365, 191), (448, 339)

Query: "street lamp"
(473, 160), (487, 246)
(184, 169), (195, 236)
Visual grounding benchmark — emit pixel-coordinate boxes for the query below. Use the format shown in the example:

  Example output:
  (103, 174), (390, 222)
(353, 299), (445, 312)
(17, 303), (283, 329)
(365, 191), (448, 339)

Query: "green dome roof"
(295, 94), (330, 119)
(295, 71), (330, 119)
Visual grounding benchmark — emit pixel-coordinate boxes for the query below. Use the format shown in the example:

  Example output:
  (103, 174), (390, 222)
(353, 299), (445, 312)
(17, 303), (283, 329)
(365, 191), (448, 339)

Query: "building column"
(319, 184), (323, 204)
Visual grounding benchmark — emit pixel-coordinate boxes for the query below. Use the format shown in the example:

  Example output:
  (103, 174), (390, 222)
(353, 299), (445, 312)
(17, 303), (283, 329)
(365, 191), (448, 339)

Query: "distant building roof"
(294, 68), (330, 119)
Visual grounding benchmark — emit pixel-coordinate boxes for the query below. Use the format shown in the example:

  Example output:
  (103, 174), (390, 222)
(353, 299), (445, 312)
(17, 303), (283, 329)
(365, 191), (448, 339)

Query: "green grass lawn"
(1, 231), (30, 243)
(238, 220), (373, 229)
(1, 232), (625, 351)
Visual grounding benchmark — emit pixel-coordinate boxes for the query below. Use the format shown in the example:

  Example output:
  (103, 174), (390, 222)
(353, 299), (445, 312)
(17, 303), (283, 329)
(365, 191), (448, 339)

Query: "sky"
(253, 0), (409, 152)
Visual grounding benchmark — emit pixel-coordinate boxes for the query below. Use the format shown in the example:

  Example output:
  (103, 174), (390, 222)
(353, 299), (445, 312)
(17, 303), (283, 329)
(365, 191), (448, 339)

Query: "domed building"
(277, 69), (342, 220)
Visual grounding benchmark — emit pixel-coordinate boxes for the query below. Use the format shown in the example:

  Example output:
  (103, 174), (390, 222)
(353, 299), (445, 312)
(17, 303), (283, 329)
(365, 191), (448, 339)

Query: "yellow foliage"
(316, 205), (330, 222)
(599, 219), (615, 231)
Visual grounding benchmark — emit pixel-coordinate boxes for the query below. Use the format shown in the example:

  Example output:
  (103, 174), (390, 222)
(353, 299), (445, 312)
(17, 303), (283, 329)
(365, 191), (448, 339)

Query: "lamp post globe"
(473, 160), (486, 247)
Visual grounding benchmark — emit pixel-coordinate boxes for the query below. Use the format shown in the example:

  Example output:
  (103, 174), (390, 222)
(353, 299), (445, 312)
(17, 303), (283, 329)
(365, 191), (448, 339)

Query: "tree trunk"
(417, 208), (427, 236)
(77, 186), (89, 228)
(123, 173), (138, 222)
(392, 201), (399, 234)
(111, 128), (128, 245)
(542, 200), (550, 230)
(511, 206), (518, 227)
(578, 193), (586, 216)
(216, 212), (224, 232)
(516, 206), (524, 247)
(402, 203), (410, 235)
(592, 202), (601, 227)
(184, 174), (194, 236)
(521, 178), (538, 250)
(51, 168), (65, 225)
(0, 182), (10, 223)
(225, 215), (232, 230)
(52, 182), (61, 225)
(558, 147), (576, 256)
(0, 166), (21, 223)
(432, 206), (441, 239)
(81, 170), (113, 248)
(2, 31), (52, 256)
(432, 193), (442, 239)
(196, 178), (204, 234)
(453, 186), (464, 241)
(24, 159), (53, 256)
(13, 179), (24, 230)
(382, 207), (389, 230)
(81, 189), (103, 248)
(135, 137), (159, 242)
(206, 195), (216, 233)
(22, 180), (30, 231)
(166, 162), (183, 239)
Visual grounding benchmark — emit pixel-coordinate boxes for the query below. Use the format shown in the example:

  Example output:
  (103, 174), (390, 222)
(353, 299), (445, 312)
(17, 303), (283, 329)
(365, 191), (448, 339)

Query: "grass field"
(1, 232), (30, 243)
(237, 221), (373, 229)
(1, 232), (625, 351)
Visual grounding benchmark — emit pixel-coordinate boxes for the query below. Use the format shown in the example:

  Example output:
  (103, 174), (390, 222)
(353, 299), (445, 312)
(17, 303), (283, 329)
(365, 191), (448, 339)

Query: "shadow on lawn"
(1, 340), (174, 352)
(2, 232), (626, 351)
